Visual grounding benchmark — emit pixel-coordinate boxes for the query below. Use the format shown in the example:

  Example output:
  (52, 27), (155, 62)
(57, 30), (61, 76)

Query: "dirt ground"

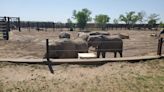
(0, 29), (161, 58)
(0, 29), (164, 92)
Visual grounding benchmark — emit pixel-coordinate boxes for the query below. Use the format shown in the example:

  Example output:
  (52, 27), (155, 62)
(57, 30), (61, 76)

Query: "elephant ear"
(87, 35), (102, 48)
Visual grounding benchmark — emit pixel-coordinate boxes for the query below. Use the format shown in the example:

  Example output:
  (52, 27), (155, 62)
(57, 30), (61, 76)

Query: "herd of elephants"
(44, 31), (129, 59)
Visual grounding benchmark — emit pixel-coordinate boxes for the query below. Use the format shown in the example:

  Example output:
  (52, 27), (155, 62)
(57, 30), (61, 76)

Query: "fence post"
(18, 17), (21, 32)
(46, 39), (50, 61)
(52, 23), (55, 31)
(45, 23), (47, 31)
(5, 17), (10, 40)
(27, 22), (30, 32)
(37, 22), (39, 31)
(157, 38), (163, 56)
(46, 39), (54, 74)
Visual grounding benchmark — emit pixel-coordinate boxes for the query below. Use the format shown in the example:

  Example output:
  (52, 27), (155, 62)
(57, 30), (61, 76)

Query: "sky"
(0, 0), (164, 23)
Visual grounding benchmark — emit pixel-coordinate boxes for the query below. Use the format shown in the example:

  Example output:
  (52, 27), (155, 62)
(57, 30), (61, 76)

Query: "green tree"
(94, 14), (110, 30)
(119, 11), (139, 29)
(73, 8), (92, 30)
(147, 13), (160, 29)
(119, 11), (139, 24)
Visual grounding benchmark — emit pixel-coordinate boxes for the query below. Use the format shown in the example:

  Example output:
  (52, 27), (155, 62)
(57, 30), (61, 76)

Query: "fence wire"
(0, 39), (162, 58)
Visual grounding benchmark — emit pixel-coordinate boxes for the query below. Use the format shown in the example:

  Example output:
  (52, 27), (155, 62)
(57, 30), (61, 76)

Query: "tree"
(73, 8), (92, 30)
(94, 14), (110, 30)
(67, 18), (74, 31)
(119, 11), (139, 24)
(138, 11), (146, 24)
(119, 11), (139, 29)
(147, 13), (160, 29)
(113, 18), (119, 24)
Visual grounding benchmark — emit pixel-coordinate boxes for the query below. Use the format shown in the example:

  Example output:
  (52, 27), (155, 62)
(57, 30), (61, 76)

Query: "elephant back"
(59, 32), (71, 39)
(77, 32), (89, 41)
(48, 38), (77, 58)
(58, 39), (77, 58)
(89, 31), (110, 36)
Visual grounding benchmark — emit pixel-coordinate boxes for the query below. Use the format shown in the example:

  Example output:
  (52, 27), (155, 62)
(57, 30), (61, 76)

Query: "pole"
(52, 23), (55, 31)
(5, 17), (10, 40)
(37, 22), (39, 31)
(157, 38), (163, 56)
(46, 39), (54, 74)
(45, 23), (47, 31)
(46, 39), (50, 61)
(18, 17), (21, 32)
(27, 21), (30, 32)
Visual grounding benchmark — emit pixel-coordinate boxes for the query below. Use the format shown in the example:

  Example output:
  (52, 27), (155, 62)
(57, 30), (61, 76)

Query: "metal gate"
(0, 17), (9, 40)
(0, 16), (21, 40)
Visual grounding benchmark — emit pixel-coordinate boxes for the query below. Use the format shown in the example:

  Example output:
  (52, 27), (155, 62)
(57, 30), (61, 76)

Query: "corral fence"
(19, 21), (162, 31)
(0, 38), (163, 59)
(0, 16), (21, 40)
(0, 35), (164, 74)
(45, 36), (164, 61)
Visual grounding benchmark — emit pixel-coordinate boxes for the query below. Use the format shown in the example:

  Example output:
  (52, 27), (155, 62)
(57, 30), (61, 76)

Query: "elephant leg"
(102, 52), (106, 58)
(97, 51), (100, 58)
(119, 51), (123, 57)
(114, 52), (117, 58)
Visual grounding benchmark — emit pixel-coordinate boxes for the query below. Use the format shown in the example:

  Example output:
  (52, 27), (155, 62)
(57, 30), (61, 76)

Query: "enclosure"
(0, 28), (162, 60)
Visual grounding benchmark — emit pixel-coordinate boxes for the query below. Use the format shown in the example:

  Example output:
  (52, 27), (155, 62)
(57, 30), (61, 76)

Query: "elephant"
(89, 31), (110, 36)
(59, 32), (70, 39)
(118, 33), (129, 39)
(77, 32), (89, 41)
(112, 33), (129, 39)
(44, 38), (88, 59)
(73, 38), (88, 53)
(87, 35), (123, 58)
(77, 31), (110, 41)
(44, 38), (77, 59)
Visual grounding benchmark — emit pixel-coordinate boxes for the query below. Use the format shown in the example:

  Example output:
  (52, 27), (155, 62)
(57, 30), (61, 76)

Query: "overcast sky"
(1, 0), (164, 23)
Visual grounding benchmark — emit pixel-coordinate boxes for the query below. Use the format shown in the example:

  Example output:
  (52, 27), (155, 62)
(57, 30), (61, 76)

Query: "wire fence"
(0, 39), (161, 59)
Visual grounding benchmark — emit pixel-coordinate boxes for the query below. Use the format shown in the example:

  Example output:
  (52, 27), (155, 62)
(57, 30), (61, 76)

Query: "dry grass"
(0, 59), (164, 92)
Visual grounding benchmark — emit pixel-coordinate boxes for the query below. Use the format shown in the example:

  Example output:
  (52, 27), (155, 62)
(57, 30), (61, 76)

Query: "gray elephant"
(89, 31), (110, 36)
(112, 33), (129, 39)
(44, 38), (77, 59)
(44, 38), (88, 59)
(59, 32), (70, 39)
(73, 38), (88, 53)
(87, 35), (123, 58)
(77, 32), (89, 41)
(78, 31), (110, 41)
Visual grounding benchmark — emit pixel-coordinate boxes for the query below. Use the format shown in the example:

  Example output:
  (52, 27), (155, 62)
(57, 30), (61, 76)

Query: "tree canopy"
(73, 8), (92, 30)
(137, 11), (146, 24)
(147, 13), (160, 26)
(94, 14), (110, 30)
(119, 11), (139, 25)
